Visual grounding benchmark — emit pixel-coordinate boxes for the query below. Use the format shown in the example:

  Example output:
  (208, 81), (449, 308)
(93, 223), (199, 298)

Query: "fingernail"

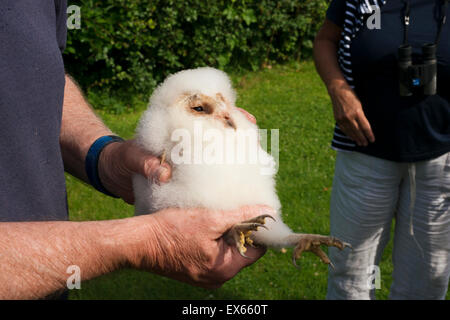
(154, 166), (168, 183)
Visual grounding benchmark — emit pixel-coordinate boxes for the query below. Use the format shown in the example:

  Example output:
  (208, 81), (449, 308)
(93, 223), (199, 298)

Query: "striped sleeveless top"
(332, 0), (386, 151)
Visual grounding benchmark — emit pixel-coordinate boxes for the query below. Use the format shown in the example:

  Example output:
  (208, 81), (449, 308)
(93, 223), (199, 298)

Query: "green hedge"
(64, 0), (328, 97)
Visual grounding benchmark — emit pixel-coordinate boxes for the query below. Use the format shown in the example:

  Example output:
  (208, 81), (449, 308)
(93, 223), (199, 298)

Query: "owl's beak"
(222, 113), (236, 130)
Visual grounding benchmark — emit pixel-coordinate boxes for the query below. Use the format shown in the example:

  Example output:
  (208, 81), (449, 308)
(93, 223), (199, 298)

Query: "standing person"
(0, 0), (267, 299)
(314, 0), (450, 299)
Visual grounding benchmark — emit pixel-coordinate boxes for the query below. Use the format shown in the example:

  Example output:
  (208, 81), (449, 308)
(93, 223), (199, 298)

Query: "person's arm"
(60, 74), (171, 203)
(313, 19), (375, 146)
(60, 75), (256, 203)
(0, 206), (270, 299)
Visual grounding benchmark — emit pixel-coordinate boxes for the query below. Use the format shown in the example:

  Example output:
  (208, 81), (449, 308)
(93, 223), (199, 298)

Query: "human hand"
(127, 205), (272, 289)
(328, 82), (375, 146)
(236, 107), (257, 124)
(98, 139), (171, 204)
(96, 107), (253, 204)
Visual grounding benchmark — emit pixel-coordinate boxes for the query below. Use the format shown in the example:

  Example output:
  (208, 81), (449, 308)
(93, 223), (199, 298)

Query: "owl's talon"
(291, 234), (351, 270)
(292, 256), (301, 270)
(238, 244), (250, 258)
(247, 214), (275, 224)
(225, 214), (274, 256)
(160, 150), (166, 165)
(344, 242), (353, 250)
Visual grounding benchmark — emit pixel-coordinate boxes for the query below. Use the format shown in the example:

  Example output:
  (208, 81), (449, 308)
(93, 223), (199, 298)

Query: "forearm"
(314, 20), (375, 145)
(0, 216), (151, 299)
(313, 23), (350, 93)
(60, 75), (113, 182)
(0, 206), (271, 298)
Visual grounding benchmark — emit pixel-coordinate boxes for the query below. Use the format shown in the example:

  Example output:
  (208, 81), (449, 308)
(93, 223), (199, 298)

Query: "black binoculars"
(398, 43), (437, 96)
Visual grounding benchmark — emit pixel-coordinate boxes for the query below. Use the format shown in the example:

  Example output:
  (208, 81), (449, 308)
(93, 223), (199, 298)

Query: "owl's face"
(179, 92), (237, 130)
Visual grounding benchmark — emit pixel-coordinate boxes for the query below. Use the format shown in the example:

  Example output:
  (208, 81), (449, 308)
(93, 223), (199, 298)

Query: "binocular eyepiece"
(398, 43), (437, 96)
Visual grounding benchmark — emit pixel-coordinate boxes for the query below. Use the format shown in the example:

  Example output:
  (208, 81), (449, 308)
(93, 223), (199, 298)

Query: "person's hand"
(96, 107), (254, 204)
(236, 107), (257, 124)
(328, 81), (375, 146)
(127, 205), (272, 289)
(98, 139), (171, 204)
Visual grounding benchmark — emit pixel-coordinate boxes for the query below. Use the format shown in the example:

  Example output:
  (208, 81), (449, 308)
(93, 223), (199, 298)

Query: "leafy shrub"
(64, 0), (328, 102)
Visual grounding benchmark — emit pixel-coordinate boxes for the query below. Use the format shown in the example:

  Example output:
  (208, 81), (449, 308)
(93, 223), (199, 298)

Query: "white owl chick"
(133, 67), (350, 268)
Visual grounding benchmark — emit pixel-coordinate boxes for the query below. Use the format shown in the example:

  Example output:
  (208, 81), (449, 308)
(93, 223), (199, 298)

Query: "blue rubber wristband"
(85, 135), (124, 198)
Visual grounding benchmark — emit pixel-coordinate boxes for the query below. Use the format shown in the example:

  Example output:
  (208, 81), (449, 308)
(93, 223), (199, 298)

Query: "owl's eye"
(193, 106), (204, 112)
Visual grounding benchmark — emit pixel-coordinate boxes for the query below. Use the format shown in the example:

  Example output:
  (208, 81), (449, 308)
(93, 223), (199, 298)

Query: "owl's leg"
(225, 215), (275, 258)
(287, 234), (352, 269)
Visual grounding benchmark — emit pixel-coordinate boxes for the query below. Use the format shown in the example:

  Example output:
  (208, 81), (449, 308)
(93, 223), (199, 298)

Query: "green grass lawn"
(67, 61), (449, 300)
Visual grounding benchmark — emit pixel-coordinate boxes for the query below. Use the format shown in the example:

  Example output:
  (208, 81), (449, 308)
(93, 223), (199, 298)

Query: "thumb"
(144, 157), (171, 183)
(140, 156), (171, 183)
(125, 142), (172, 182)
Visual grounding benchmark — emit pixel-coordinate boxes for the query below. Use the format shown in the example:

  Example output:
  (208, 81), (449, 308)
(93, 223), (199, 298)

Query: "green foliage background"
(64, 0), (328, 100)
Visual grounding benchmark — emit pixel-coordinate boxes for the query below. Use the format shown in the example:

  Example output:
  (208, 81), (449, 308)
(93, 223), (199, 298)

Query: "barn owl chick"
(133, 67), (350, 268)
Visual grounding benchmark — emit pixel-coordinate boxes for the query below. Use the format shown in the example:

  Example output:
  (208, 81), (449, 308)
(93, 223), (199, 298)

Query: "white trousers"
(326, 151), (450, 300)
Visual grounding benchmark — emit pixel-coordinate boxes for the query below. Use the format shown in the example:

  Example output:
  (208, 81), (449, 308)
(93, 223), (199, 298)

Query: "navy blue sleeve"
(326, 0), (346, 27)
(0, 0), (68, 221)
(55, 0), (67, 53)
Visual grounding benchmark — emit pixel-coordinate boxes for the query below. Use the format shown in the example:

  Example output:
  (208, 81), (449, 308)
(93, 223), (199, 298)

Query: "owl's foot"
(291, 234), (351, 269)
(225, 214), (275, 258)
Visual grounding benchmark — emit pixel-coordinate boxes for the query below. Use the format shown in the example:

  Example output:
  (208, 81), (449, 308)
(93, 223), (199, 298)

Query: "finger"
(337, 122), (358, 144)
(340, 121), (367, 146)
(350, 120), (368, 146)
(126, 143), (172, 182)
(216, 241), (266, 280)
(236, 107), (256, 124)
(231, 245), (267, 267)
(154, 163), (171, 183)
(205, 236), (266, 287)
(145, 158), (171, 183)
(356, 113), (375, 143)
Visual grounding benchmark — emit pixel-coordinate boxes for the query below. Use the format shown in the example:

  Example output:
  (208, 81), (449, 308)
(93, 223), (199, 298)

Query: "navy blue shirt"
(327, 0), (450, 162)
(0, 1), (68, 221)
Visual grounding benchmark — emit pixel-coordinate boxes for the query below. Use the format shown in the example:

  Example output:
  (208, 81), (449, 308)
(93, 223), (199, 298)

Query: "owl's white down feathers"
(132, 67), (293, 248)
